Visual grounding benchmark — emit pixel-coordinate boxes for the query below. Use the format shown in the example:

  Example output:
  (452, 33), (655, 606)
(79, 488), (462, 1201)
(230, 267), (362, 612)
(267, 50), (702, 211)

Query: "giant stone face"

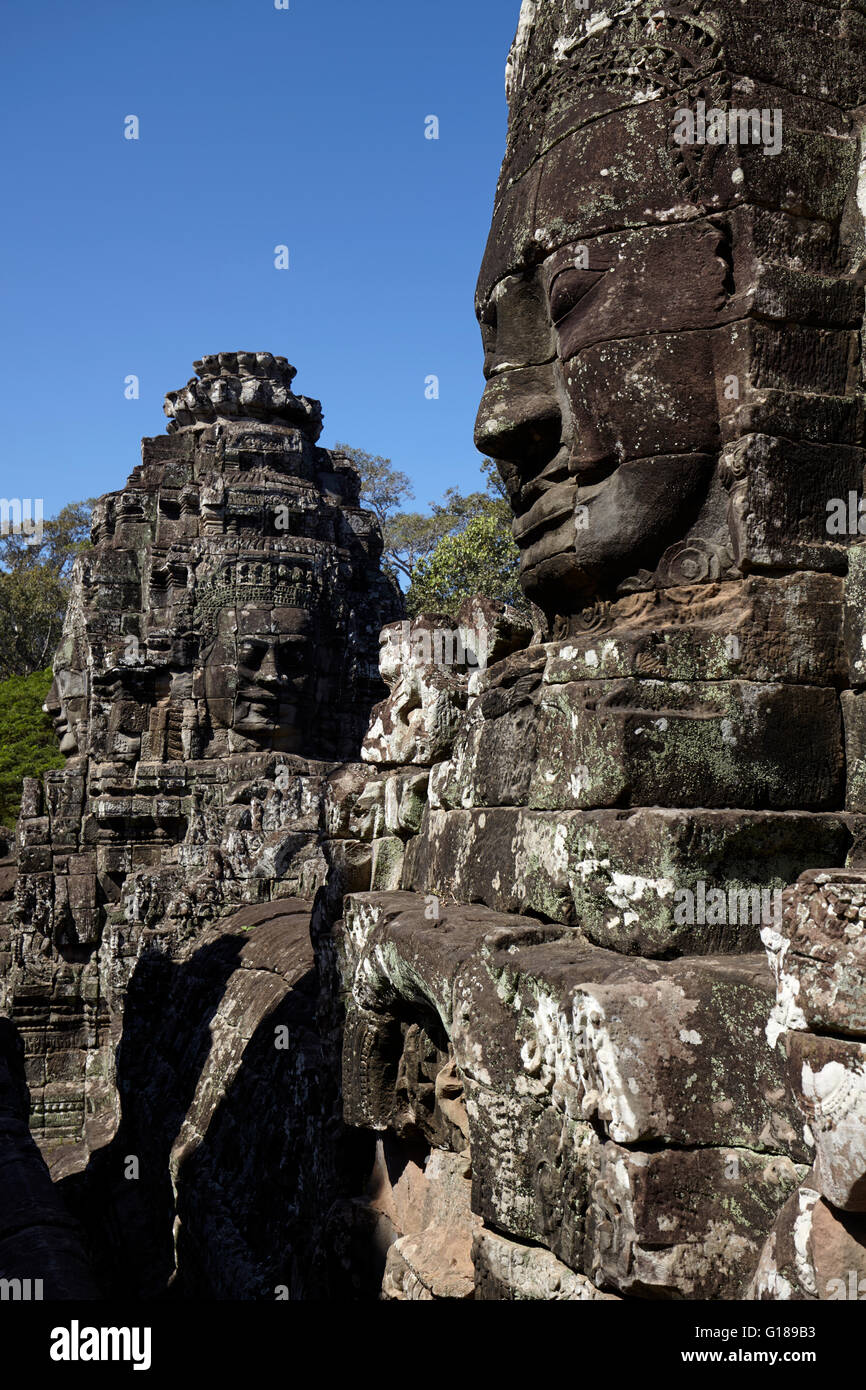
(1, 351), (403, 1148)
(18, 352), (403, 955)
(476, 209), (732, 610)
(200, 602), (314, 753)
(474, 0), (866, 618)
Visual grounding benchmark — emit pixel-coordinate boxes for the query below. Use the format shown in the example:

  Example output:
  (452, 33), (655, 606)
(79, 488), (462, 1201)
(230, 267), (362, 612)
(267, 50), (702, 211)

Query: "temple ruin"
(2, 0), (866, 1302)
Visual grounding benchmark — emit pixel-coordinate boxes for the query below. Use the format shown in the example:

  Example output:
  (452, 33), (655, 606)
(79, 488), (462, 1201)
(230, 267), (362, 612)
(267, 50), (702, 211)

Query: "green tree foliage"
(0, 501), (93, 680)
(407, 459), (525, 616)
(407, 511), (525, 617)
(333, 444), (413, 532)
(335, 447), (524, 612)
(0, 667), (64, 827)
(334, 442), (429, 584)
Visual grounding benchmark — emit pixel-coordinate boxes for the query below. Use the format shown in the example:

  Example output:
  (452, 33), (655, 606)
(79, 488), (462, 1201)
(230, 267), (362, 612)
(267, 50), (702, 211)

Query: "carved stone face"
(201, 605), (314, 752)
(476, 187), (737, 612)
(44, 669), (88, 758)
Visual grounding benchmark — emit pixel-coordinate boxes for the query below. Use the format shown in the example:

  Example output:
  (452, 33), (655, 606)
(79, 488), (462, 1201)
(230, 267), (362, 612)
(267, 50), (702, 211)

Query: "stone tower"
(0, 352), (401, 1151)
(319, 0), (866, 1299)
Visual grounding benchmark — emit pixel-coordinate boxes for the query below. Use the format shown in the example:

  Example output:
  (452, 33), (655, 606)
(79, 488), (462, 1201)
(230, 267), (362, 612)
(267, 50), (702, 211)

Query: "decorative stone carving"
(335, 891), (806, 1298)
(476, 0), (866, 617)
(0, 355), (401, 1152)
(6, 0), (866, 1306)
(750, 870), (866, 1297)
(0, 1017), (98, 1297)
(322, 0), (866, 1302)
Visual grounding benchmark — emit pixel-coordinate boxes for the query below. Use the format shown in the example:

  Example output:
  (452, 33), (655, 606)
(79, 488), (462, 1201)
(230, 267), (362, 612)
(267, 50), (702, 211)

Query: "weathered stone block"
(842, 690), (866, 810)
(541, 575), (846, 688)
(764, 869), (866, 1040)
(439, 670), (842, 813)
(588, 1142), (805, 1299)
(384, 771), (429, 837)
(750, 1187), (866, 1301)
(409, 806), (859, 956)
(473, 1229), (618, 1301)
(370, 838), (404, 892)
(339, 891), (808, 1296)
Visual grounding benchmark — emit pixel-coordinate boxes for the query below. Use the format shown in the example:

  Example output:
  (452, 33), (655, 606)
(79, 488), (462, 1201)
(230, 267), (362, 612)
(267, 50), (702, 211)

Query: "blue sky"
(0, 0), (519, 519)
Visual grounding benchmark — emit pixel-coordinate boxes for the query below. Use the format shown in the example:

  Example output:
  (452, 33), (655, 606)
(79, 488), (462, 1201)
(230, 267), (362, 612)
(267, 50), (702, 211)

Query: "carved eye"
(548, 268), (606, 326)
(276, 642), (310, 675)
(238, 641), (266, 667)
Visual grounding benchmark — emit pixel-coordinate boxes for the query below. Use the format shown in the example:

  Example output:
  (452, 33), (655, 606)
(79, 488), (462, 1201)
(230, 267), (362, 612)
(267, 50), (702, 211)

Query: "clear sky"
(0, 0), (520, 519)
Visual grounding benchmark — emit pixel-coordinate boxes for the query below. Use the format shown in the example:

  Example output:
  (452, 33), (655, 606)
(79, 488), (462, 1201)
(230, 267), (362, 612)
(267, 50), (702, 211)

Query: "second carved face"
(201, 606), (314, 753)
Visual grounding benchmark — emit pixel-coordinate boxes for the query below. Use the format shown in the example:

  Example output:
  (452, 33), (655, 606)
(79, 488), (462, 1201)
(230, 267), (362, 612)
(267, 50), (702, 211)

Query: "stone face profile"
(475, 0), (866, 617)
(320, 0), (866, 1301)
(4, 0), (866, 1306)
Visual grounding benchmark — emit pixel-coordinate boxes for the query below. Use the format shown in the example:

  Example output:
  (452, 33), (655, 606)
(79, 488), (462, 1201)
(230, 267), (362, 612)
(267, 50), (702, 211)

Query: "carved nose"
(43, 680), (61, 718)
(474, 368), (562, 474)
(257, 648), (280, 684)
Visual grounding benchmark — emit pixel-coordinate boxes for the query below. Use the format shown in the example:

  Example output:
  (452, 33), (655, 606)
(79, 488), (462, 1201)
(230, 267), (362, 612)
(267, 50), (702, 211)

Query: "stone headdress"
(164, 352), (323, 440)
(499, 0), (865, 221)
(194, 553), (321, 645)
(489, 0), (866, 582)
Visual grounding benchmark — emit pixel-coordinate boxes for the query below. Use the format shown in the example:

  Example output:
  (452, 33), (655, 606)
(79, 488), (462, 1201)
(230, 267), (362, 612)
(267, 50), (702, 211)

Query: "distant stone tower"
(0, 352), (401, 1150)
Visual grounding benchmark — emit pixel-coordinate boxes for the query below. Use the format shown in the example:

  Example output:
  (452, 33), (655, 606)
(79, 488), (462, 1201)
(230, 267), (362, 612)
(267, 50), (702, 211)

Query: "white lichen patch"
(761, 923), (808, 1048)
(570, 765), (591, 799)
(586, 13), (613, 39)
(518, 985), (580, 1101)
(792, 1187), (821, 1297)
(605, 871), (676, 925)
(571, 990), (640, 1141)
